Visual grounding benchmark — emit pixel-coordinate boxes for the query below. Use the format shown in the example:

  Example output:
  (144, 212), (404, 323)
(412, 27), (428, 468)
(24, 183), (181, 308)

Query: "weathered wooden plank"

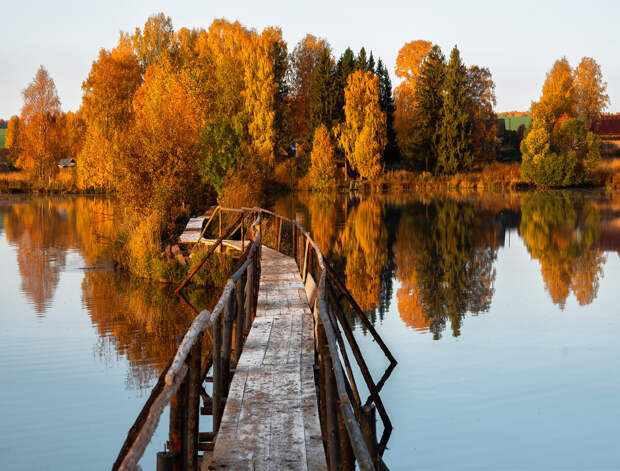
(209, 246), (326, 471)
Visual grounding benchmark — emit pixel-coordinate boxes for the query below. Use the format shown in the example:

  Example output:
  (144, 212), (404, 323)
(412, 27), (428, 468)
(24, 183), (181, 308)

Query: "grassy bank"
(110, 212), (235, 286)
(0, 170), (101, 194)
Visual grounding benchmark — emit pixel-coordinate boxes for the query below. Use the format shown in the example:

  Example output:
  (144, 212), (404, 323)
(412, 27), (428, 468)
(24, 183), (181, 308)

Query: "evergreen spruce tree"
(356, 47), (368, 71)
(368, 51), (376, 74)
(309, 49), (338, 136)
(335, 48), (356, 122)
(436, 46), (474, 174)
(376, 59), (399, 165)
(271, 38), (292, 153)
(412, 45), (446, 171)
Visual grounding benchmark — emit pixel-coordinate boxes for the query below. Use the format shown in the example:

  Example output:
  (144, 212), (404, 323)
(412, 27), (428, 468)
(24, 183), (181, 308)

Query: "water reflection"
(286, 190), (615, 339)
(520, 192), (605, 309)
(394, 200), (498, 339)
(83, 271), (194, 389)
(0, 196), (194, 387)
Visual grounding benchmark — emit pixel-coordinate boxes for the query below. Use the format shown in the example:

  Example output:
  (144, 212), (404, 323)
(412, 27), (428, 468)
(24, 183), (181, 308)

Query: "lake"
(1, 191), (619, 470)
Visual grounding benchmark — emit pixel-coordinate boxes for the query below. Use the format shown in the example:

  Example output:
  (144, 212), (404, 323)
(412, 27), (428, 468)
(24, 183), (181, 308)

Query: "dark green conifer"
(376, 59), (399, 165)
(309, 49), (338, 135)
(368, 51), (376, 73)
(335, 48), (356, 122)
(412, 44), (446, 171)
(356, 47), (368, 71)
(436, 46), (474, 174)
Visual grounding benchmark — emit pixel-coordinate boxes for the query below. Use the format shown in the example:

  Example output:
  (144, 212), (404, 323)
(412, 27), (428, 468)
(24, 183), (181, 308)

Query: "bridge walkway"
(204, 244), (326, 470)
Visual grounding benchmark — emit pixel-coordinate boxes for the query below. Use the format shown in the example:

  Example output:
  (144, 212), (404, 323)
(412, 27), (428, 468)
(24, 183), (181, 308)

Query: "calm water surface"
(275, 190), (620, 471)
(0, 196), (195, 470)
(1, 191), (619, 470)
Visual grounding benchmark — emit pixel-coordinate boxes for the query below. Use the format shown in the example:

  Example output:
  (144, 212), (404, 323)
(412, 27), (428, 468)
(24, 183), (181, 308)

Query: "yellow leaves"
(574, 57), (609, 125)
(195, 20), (278, 165)
(395, 40), (433, 84)
(394, 40), (432, 154)
(339, 70), (386, 179)
(309, 124), (336, 189)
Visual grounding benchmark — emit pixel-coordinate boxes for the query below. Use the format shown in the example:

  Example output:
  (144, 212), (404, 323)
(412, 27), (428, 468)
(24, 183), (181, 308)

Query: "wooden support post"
(187, 336), (202, 471)
(234, 277), (245, 363)
(218, 209), (222, 253)
(360, 404), (378, 468)
(244, 261), (254, 332)
(291, 222), (297, 263)
(221, 293), (234, 395)
(325, 351), (342, 470)
(339, 409), (355, 471)
(276, 217), (282, 253)
(314, 304), (328, 450)
(212, 315), (222, 432)
(240, 213), (245, 250)
(169, 361), (188, 471)
(302, 239), (310, 282)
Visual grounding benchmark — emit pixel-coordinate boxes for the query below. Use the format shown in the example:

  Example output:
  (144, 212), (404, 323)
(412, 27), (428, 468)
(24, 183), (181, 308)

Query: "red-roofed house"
(591, 114), (620, 154)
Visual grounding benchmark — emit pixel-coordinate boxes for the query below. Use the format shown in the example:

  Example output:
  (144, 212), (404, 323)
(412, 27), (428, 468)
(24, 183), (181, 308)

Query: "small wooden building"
(57, 158), (77, 168)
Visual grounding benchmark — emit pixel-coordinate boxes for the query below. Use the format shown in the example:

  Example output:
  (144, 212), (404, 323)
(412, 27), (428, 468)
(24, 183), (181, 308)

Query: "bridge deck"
(206, 245), (326, 470)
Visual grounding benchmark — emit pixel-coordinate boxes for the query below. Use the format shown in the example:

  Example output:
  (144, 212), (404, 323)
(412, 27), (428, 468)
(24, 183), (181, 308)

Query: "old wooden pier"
(113, 207), (396, 471)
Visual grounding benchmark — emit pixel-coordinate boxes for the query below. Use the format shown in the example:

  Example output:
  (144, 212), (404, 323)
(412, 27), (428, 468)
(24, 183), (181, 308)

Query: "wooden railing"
(112, 207), (396, 471)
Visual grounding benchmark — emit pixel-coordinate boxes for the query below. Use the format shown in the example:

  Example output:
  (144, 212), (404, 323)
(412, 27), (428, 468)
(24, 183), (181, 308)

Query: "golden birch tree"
(338, 70), (386, 179)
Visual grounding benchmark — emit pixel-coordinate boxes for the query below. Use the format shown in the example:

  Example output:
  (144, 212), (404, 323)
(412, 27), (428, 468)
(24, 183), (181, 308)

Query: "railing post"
(245, 260), (254, 332)
(241, 213), (245, 250)
(315, 302), (341, 470)
(212, 314), (223, 432)
(292, 224), (297, 265)
(234, 277), (245, 363)
(218, 208), (222, 253)
(276, 217), (282, 252)
(302, 239), (310, 282)
(187, 336), (202, 471)
(360, 404), (378, 468)
(169, 337), (188, 471)
(221, 293), (234, 396)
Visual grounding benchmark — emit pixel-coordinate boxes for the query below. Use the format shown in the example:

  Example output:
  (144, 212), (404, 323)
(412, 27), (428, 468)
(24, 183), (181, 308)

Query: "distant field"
(0, 129), (6, 148)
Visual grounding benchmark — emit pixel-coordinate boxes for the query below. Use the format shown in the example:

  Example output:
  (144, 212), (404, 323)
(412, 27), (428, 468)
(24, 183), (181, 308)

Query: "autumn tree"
(411, 45), (445, 171)
(5, 115), (21, 163)
(78, 38), (142, 189)
(308, 124), (336, 189)
(574, 57), (609, 127)
(523, 57), (602, 186)
(118, 55), (205, 214)
(532, 57), (575, 130)
(131, 13), (174, 71)
(393, 40), (432, 163)
(436, 46), (474, 174)
(288, 34), (330, 141)
(18, 66), (62, 181)
(467, 65), (498, 161)
(337, 70), (386, 179)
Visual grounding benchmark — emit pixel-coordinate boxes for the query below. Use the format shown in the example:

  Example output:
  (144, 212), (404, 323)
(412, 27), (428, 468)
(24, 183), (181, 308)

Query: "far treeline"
(3, 15), (611, 211)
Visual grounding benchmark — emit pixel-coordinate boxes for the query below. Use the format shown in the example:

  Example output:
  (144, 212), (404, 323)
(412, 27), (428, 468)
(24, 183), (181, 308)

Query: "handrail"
(113, 206), (395, 471)
(113, 212), (262, 471)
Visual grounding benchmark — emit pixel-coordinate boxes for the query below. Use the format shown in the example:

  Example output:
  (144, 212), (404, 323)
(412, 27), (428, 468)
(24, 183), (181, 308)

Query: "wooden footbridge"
(112, 207), (396, 471)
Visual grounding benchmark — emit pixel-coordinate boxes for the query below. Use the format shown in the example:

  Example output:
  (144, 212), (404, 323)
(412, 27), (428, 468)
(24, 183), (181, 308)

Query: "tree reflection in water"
(394, 199), (497, 339)
(83, 271), (195, 389)
(520, 191), (605, 309)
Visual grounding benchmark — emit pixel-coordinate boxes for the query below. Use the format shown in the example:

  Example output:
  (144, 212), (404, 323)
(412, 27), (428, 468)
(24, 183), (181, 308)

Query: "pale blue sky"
(1, 0), (619, 118)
